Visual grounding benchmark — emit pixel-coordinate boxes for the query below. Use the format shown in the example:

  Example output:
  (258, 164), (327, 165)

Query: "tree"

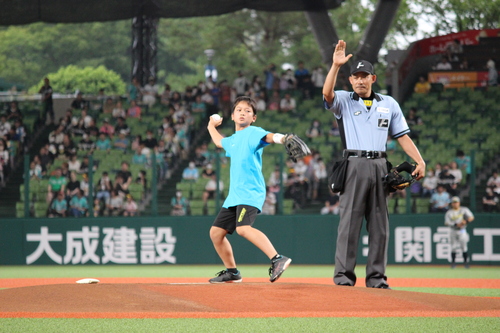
(414, 0), (500, 35)
(29, 65), (126, 95)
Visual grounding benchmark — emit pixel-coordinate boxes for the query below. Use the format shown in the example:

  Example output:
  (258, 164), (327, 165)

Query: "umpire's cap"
(350, 60), (374, 75)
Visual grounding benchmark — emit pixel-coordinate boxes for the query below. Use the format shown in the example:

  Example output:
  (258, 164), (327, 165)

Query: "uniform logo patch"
(354, 111), (362, 116)
(377, 107), (389, 113)
(238, 208), (247, 222)
(378, 118), (389, 128)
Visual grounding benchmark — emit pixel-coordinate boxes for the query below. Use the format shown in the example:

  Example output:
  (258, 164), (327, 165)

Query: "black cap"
(350, 60), (374, 75)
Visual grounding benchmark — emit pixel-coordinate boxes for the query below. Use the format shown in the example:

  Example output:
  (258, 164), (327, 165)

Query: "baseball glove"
(382, 161), (417, 191)
(284, 134), (311, 162)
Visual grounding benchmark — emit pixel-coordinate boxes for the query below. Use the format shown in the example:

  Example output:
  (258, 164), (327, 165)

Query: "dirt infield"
(1, 278), (500, 318)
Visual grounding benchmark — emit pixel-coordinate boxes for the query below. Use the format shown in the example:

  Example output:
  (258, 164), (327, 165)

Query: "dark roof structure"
(0, 0), (344, 25)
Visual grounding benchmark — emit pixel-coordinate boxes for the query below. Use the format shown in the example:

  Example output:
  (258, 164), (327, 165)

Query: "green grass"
(1, 264), (499, 279)
(0, 318), (499, 333)
(1, 265), (499, 332)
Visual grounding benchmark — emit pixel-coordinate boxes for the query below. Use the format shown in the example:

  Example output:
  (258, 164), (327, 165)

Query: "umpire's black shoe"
(269, 255), (292, 283)
(373, 282), (391, 290)
(209, 270), (242, 283)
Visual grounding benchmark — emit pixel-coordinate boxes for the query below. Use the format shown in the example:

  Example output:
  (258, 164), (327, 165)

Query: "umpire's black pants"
(334, 157), (389, 287)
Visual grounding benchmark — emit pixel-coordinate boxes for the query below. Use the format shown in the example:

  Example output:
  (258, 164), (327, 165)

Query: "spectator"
(117, 161), (133, 190)
(95, 133), (111, 151)
(191, 95), (207, 115)
(0, 115), (11, 138)
(69, 189), (88, 217)
(114, 117), (130, 135)
(132, 146), (147, 165)
(60, 134), (77, 158)
(329, 119), (340, 137)
(446, 39), (463, 62)
(128, 77), (141, 102)
(261, 187), (277, 215)
(202, 163), (215, 179)
(102, 97), (115, 114)
(38, 77), (54, 124)
(202, 173), (224, 207)
(170, 190), (188, 216)
(95, 171), (113, 205)
(306, 119), (322, 140)
(487, 58), (498, 87)
(279, 93), (296, 113)
(107, 190), (124, 216)
(311, 157), (327, 202)
(311, 66), (326, 97)
(127, 100), (142, 119)
(438, 165), (458, 196)
(414, 76), (431, 94)
(421, 168), (438, 197)
(143, 130), (158, 149)
(254, 94), (266, 112)
(455, 150), (471, 183)
(135, 170), (148, 193)
(7, 101), (23, 122)
(78, 134), (95, 152)
(113, 175), (129, 198)
(68, 155), (81, 172)
(29, 161), (42, 181)
(113, 130), (130, 152)
(71, 92), (87, 110)
(264, 64), (277, 93)
(142, 77), (159, 107)
(449, 161), (463, 185)
(161, 83), (172, 105)
(483, 187), (499, 212)
(486, 171), (500, 195)
(267, 165), (288, 194)
(267, 90), (281, 111)
(48, 192), (67, 218)
(112, 101), (126, 119)
(80, 173), (90, 197)
(182, 161), (199, 181)
(47, 168), (67, 204)
(232, 71), (250, 97)
(65, 171), (81, 198)
(123, 194), (138, 216)
(320, 191), (340, 215)
(430, 184), (451, 213)
(99, 118), (115, 137)
(435, 56), (452, 70)
(93, 198), (102, 217)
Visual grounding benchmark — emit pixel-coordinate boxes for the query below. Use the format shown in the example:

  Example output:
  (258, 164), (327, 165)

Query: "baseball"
(211, 114), (222, 122)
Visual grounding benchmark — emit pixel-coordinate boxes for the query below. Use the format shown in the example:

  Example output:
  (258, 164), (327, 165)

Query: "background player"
(322, 40), (425, 289)
(445, 196), (474, 268)
(206, 96), (301, 283)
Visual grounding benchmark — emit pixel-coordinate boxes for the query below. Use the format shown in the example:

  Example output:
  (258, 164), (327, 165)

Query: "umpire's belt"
(343, 150), (387, 159)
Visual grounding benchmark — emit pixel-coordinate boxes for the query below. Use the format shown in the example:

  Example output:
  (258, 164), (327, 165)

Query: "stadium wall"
(0, 215), (498, 265)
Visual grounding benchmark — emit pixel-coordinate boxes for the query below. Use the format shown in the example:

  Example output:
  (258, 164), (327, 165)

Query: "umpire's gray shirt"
(324, 91), (410, 151)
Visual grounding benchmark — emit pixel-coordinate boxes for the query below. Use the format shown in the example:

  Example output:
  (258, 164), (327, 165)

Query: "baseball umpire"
(444, 196), (474, 268)
(322, 40), (426, 289)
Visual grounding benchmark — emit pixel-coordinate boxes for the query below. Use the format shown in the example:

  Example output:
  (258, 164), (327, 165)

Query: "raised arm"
(323, 40), (353, 105)
(207, 116), (224, 148)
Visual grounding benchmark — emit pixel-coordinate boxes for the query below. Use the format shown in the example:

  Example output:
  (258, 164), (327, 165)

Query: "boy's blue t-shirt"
(221, 126), (270, 211)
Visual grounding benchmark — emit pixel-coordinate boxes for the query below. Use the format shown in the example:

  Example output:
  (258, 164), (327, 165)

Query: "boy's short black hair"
(232, 96), (257, 115)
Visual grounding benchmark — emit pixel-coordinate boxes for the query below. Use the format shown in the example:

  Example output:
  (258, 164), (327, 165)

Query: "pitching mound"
(1, 283), (499, 318)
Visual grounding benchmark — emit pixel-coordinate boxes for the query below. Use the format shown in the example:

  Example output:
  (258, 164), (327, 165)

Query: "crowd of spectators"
(0, 102), (27, 187)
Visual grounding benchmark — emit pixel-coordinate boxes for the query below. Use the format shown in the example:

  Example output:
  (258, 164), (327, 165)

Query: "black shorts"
(212, 205), (259, 234)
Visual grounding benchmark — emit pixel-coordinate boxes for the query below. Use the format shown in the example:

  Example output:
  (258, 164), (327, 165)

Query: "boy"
(207, 96), (294, 283)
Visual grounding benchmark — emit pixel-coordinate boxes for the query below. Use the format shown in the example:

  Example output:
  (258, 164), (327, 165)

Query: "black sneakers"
(209, 270), (242, 283)
(269, 255), (292, 283)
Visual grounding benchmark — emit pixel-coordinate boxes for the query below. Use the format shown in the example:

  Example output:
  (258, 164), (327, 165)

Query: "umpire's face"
(349, 73), (377, 98)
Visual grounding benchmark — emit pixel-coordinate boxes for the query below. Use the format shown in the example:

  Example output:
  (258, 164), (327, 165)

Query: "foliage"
(0, 1), (497, 91)
(414, 0), (500, 36)
(28, 65), (126, 95)
(0, 21), (130, 89)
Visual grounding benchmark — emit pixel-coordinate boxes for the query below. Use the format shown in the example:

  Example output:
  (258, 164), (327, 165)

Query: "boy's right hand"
(208, 114), (223, 128)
